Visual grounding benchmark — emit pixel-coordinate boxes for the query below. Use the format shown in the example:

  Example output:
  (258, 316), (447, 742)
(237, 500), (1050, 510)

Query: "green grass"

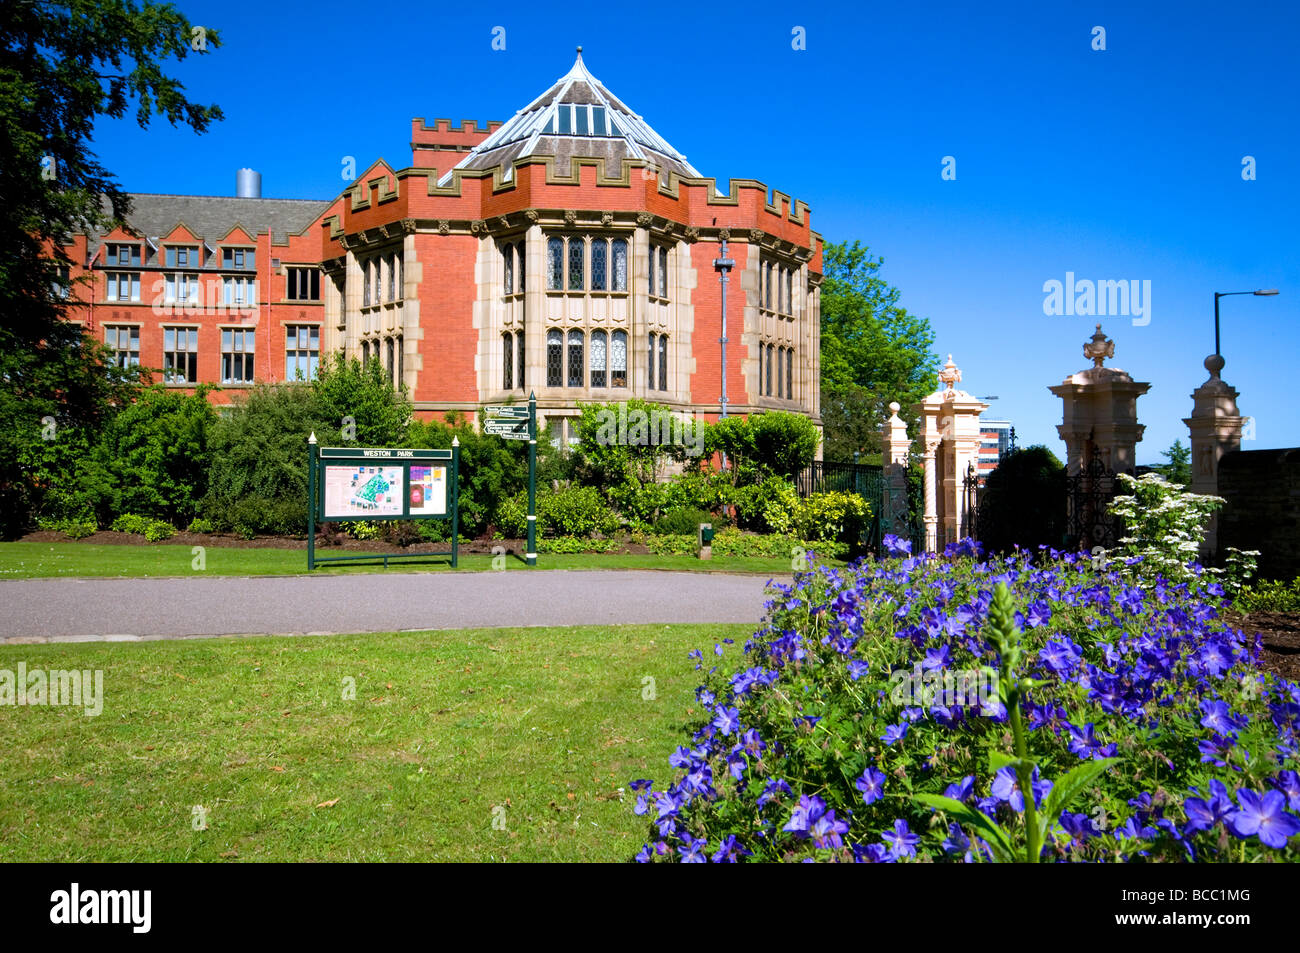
(0, 541), (820, 579)
(0, 623), (749, 861)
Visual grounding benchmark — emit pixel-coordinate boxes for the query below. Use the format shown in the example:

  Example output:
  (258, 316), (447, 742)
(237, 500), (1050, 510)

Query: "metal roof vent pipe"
(236, 168), (262, 198)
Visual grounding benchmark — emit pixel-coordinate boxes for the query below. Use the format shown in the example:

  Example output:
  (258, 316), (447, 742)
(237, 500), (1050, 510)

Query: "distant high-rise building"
(976, 418), (1014, 482)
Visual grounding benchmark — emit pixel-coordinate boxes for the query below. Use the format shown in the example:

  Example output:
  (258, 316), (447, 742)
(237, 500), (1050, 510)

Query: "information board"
(322, 464), (405, 518)
(407, 465), (448, 516)
(307, 443), (460, 570)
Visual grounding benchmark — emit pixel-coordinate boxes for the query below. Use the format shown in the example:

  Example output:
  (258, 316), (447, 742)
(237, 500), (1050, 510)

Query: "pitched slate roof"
(88, 193), (331, 258)
(439, 50), (701, 186)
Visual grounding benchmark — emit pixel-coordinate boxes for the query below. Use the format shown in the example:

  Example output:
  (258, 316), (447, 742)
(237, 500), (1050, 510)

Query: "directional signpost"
(484, 394), (538, 566)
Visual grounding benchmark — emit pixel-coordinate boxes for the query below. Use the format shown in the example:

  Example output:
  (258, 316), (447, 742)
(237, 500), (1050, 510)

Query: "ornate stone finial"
(1084, 323), (1115, 368)
(938, 354), (962, 392)
(1204, 353), (1225, 380)
(889, 401), (901, 415)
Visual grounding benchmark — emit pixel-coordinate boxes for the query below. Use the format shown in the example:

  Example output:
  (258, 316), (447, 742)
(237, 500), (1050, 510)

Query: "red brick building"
(58, 51), (824, 442)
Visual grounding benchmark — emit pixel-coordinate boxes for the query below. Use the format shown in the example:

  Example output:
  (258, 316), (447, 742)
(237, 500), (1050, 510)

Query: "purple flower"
(677, 834), (708, 863)
(1199, 700), (1245, 739)
(847, 659), (870, 681)
(782, 794), (823, 837)
(1271, 770), (1300, 811)
(1183, 780), (1234, 835)
(710, 834), (752, 863)
(881, 722), (909, 745)
(856, 767), (886, 806)
(851, 841), (891, 863)
(711, 705), (741, 736)
(1025, 600), (1052, 629)
(881, 818), (920, 859)
(944, 775), (975, 802)
(991, 766), (1025, 812)
(810, 807), (851, 849)
(883, 534), (912, 557)
(1226, 789), (1300, 849)
(757, 777), (792, 807)
(923, 645), (951, 671)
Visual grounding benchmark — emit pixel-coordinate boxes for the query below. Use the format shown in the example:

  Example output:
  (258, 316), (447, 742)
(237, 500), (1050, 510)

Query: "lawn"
(0, 623), (750, 862)
(0, 541), (824, 579)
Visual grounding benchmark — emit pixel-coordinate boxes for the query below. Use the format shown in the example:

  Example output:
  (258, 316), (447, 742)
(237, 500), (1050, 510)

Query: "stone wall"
(1217, 448), (1300, 580)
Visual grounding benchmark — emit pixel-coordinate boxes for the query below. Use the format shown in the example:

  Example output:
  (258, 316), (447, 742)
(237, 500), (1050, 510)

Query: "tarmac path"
(0, 570), (783, 643)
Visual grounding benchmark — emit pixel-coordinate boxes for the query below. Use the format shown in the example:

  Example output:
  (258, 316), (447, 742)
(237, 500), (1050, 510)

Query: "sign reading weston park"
(307, 440), (460, 570)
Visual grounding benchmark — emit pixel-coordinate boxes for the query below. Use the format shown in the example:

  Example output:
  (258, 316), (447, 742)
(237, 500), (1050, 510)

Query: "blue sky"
(91, 0), (1299, 464)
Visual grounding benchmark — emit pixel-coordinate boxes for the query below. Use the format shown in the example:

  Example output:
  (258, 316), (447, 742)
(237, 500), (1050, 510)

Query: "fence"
(794, 461), (884, 552)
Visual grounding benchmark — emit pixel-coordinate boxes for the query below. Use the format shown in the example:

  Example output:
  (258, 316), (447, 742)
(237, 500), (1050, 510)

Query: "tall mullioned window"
(163, 327), (198, 384)
(590, 239), (608, 291)
(502, 331), (514, 389)
(567, 238), (584, 291)
(547, 238), (563, 290)
(222, 328), (255, 384)
(547, 329), (563, 386)
(105, 325), (139, 367)
(610, 330), (627, 388)
(567, 330), (584, 387)
(286, 325), (319, 381)
(657, 335), (668, 391)
(590, 329), (607, 388)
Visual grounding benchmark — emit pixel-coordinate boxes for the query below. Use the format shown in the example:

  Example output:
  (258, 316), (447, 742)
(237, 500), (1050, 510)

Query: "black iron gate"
(1065, 457), (1125, 550)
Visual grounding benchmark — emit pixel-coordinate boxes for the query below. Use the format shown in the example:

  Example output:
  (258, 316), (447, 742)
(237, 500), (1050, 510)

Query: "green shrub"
(186, 518), (214, 534)
(142, 520), (175, 542)
(347, 521), (383, 541)
(757, 480), (802, 535)
(37, 516), (97, 539)
(653, 508), (716, 536)
(543, 486), (620, 537)
(202, 383), (334, 537)
(1236, 577), (1300, 613)
(494, 486), (619, 539)
(705, 412), (820, 481)
(111, 514), (150, 535)
(796, 491), (871, 543)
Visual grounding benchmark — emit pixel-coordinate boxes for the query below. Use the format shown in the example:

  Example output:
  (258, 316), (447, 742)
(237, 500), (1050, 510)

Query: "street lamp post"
(1214, 289), (1278, 356)
(713, 238), (735, 418)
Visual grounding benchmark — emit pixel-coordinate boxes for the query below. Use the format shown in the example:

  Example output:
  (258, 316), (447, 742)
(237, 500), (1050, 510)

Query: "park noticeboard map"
(307, 442), (459, 570)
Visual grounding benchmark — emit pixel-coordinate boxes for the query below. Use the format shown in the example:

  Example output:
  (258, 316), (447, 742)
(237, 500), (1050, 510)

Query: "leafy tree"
(572, 398), (699, 492)
(0, 0), (221, 535)
(202, 384), (336, 537)
(1152, 438), (1192, 487)
(706, 411), (819, 483)
(92, 385), (216, 524)
(313, 354), (412, 447)
(972, 446), (1067, 554)
(819, 241), (938, 462)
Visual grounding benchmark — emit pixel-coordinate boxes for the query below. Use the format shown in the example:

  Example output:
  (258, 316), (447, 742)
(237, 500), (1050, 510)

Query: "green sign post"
(306, 435), (459, 570)
(484, 393), (537, 567)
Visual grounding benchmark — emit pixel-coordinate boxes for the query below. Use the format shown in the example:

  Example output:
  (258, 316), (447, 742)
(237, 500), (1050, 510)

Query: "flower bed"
(630, 538), (1300, 862)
